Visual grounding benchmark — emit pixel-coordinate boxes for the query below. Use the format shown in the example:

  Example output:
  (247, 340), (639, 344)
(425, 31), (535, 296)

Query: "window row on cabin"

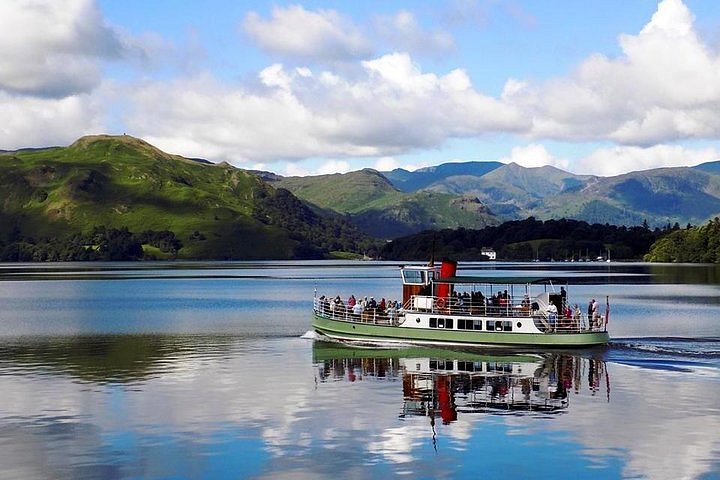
(428, 318), (514, 331)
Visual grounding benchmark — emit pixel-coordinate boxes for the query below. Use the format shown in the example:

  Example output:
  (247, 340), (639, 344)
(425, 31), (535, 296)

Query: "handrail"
(314, 294), (607, 333)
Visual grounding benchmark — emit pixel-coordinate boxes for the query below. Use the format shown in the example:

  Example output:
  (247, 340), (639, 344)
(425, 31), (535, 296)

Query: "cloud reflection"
(0, 336), (718, 479)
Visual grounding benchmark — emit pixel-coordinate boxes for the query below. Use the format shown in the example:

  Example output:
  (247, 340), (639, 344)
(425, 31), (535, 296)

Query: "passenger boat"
(312, 260), (610, 347)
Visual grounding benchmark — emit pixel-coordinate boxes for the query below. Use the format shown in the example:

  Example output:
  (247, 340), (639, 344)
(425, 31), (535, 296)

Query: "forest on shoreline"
(4, 217), (717, 263)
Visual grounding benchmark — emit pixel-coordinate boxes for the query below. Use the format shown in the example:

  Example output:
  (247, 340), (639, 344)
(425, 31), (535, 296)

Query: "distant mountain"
(266, 169), (499, 238)
(694, 160), (720, 175)
(529, 167), (720, 226)
(0, 135), (374, 259)
(379, 160), (720, 228)
(383, 161), (502, 191)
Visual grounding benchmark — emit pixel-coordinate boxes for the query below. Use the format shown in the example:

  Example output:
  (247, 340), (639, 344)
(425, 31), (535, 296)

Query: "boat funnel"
(436, 259), (457, 300)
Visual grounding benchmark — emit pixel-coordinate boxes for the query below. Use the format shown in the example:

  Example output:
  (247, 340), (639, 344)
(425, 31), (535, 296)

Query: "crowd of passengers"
(315, 294), (401, 322)
(316, 291), (606, 329)
(442, 290), (604, 327)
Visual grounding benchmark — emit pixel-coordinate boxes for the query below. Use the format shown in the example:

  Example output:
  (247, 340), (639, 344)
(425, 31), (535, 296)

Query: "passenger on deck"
(347, 295), (356, 308)
(587, 299), (593, 323)
(547, 302), (558, 329)
(591, 298), (600, 327)
(520, 294), (531, 313)
(572, 304), (581, 329)
(352, 301), (363, 318)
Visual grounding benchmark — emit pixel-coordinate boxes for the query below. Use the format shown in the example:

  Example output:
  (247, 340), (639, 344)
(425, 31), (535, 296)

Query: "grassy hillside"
(272, 168), (400, 213)
(0, 135), (373, 259)
(270, 169), (499, 238)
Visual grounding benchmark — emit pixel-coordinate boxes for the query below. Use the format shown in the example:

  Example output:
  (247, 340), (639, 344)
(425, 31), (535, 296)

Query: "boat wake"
(611, 337), (720, 358)
(300, 330), (321, 340)
(608, 337), (720, 376)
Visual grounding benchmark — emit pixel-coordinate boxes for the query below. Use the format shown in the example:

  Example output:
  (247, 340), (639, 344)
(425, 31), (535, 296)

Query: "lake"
(0, 261), (718, 479)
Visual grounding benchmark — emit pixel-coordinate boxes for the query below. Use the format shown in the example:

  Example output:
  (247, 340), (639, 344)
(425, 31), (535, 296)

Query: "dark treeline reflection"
(0, 334), (238, 383)
(314, 342), (609, 424)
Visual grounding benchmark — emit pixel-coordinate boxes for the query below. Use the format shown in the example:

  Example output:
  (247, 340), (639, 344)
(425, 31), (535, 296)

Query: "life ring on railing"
(436, 297), (446, 309)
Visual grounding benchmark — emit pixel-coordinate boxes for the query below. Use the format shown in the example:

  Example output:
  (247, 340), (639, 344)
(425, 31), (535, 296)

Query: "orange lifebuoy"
(436, 297), (446, 309)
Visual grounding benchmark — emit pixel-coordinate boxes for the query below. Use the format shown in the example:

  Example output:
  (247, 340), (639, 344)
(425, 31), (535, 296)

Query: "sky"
(1, 0), (720, 177)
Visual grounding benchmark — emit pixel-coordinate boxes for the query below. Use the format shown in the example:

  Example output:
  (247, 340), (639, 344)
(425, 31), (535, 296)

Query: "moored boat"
(312, 260), (610, 347)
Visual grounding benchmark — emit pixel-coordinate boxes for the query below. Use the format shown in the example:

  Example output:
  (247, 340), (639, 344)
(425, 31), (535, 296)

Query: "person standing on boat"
(547, 302), (558, 330)
(591, 298), (599, 326)
(352, 300), (363, 318)
(573, 304), (581, 330)
(347, 295), (356, 309)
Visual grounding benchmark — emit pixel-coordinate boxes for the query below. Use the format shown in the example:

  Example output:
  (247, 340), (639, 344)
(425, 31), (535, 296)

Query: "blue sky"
(2, 0), (720, 176)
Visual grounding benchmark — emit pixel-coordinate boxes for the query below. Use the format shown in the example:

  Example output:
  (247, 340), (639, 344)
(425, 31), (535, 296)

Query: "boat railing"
(402, 295), (606, 334)
(313, 295), (607, 333)
(313, 297), (399, 326)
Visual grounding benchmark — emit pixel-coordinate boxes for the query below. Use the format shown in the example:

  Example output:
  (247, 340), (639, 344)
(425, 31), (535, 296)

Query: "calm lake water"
(0, 261), (718, 479)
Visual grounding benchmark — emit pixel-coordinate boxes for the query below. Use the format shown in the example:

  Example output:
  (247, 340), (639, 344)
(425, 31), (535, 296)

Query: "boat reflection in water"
(313, 342), (609, 426)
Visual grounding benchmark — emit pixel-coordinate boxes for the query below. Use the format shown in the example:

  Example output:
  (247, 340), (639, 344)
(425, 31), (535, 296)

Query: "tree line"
(644, 217), (720, 263)
(381, 217), (672, 261)
(0, 226), (182, 261)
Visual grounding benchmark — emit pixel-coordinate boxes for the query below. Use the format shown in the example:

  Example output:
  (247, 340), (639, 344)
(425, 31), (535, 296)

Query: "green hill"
(0, 135), (374, 260)
(268, 169), (499, 238)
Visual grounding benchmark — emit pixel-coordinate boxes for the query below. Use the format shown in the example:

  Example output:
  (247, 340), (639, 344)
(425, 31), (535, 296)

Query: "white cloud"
(243, 5), (371, 62)
(124, 54), (528, 165)
(577, 144), (720, 176)
(0, 0), (124, 98)
(373, 10), (454, 57)
(316, 160), (352, 175)
(506, 0), (720, 145)
(0, 91), (104, 149)
(374, 156), (399, 171)
(500, 143), (569, 170)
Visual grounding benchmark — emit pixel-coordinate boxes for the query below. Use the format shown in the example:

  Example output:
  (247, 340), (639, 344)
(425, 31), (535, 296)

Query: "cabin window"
(402, 270), (425, 285)
(430, 359), (452, 370)
(457, 361), (482, 372)
(487, 362), (513, 374)
(458, 319), (477, 330)
(430, 317), (453, 329)
(488, 320), (512, 331)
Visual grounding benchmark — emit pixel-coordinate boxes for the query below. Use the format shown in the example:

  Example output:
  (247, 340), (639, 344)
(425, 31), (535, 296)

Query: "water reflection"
(313, 342), (609, 425)
(0, 334), (238, 383)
